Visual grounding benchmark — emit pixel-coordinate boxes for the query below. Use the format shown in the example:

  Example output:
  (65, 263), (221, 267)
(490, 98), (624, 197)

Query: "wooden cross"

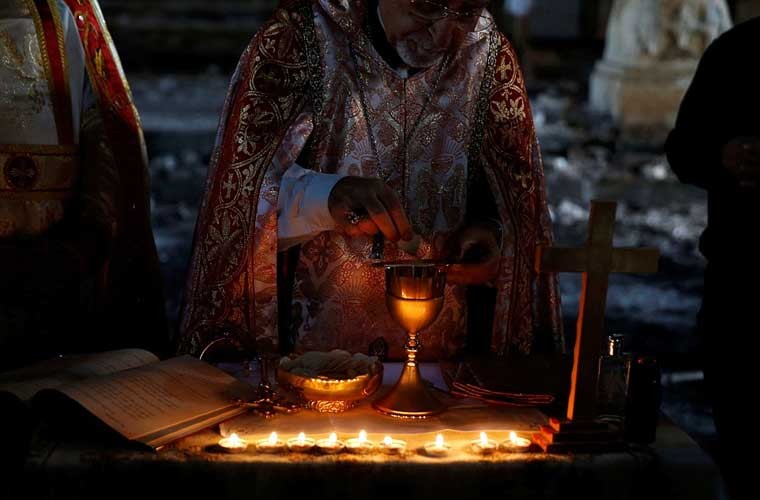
(536, 200), (659, 422)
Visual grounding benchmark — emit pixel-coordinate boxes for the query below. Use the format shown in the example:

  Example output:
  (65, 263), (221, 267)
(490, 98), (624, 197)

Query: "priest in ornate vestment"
(0, 0), (167, 369)
(180, 0), (562, 361)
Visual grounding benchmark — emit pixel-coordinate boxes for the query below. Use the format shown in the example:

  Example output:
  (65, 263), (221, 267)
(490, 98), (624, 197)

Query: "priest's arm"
(277, 165), (342, 250)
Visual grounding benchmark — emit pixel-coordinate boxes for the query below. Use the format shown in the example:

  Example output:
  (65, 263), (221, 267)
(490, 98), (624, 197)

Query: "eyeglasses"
(408, 0), (490, 25)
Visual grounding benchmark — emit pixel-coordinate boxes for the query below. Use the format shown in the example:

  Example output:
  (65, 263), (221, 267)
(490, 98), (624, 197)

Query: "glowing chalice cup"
(372, 262), (447, 418)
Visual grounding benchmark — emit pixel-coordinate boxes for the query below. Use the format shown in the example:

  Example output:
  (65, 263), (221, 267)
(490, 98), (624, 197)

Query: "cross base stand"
(533, 417), (625, 453)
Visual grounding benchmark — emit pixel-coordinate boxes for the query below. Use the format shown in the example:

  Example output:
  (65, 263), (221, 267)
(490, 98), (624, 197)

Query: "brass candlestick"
(372, 262), (447, 418)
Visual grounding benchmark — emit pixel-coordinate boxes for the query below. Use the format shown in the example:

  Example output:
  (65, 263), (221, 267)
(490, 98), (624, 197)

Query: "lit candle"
(470, 432), (498, 455)
(423, 433), (451, 457)
(500, 431), (532, 453)
(218, 432), (249, 453)
(378, 435), (407, 455)
(255, 431), (286, 454)
(287, 432), (316, 453)
(316, 432), (345, 454)
(346, 430), (375, 454)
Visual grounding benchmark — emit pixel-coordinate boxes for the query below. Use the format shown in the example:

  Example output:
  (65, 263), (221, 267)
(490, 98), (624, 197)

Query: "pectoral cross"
(534, 201), (659, 451)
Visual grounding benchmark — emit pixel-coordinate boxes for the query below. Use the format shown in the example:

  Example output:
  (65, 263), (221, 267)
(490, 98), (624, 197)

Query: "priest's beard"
(393, 32), (444, 69)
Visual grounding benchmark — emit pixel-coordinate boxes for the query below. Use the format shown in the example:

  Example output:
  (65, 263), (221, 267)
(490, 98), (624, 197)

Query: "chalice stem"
(372, 329), (445, 418)
(405, 331), (419, 364)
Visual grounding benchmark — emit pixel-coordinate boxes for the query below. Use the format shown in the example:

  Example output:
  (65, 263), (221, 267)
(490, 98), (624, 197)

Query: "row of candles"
(219, 430), (532, 456)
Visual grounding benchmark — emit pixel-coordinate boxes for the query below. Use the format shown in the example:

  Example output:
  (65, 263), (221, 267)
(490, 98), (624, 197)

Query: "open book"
(0, 350), (252, 450)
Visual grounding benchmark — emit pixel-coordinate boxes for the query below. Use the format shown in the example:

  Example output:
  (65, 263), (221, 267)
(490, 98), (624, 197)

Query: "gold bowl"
(276, 353), (383, 413)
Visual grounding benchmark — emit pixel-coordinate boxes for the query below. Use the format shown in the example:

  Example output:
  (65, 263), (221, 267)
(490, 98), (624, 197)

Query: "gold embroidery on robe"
(0, 28), (48, 132)
(0, 144), (79, 236)
(179, 0), (563, 360)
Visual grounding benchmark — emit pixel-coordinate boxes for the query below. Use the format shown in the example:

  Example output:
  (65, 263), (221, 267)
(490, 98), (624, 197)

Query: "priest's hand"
(722, 136), (760, 190)
(328, 176), (413, 241)
(444, 221), (502, 286)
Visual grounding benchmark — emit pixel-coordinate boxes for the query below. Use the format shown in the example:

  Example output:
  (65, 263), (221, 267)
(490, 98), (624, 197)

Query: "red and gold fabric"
(28, 0), (75, 146)
(179, 0), (562, 359)
(1, 0), (80, 236)
(62, 0), (168, 351)
(0, 144), (79, 235)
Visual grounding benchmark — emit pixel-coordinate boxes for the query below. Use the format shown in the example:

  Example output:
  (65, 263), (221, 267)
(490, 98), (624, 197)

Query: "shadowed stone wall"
(99, 0), (277, 70)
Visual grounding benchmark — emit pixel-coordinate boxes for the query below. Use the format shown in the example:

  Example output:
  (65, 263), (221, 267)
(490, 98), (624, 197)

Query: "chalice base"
(372, 361), (445, 418)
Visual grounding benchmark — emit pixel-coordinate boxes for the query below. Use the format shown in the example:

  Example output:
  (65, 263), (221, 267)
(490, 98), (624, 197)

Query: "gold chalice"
(372, 261), (447, 418)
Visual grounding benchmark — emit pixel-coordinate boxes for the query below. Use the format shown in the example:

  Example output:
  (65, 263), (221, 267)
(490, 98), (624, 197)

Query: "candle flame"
(480, 432), (488, 445)
(298, 432), (305, 445)
(268, 432), (278, 445)
(435, 434), (444, 447)
(228, 433), (241, 446)
(358, 430), (367, 443)
(328, 432), (337, 444)
(384, 436), (392, 446)
(507, 431), (529, 447)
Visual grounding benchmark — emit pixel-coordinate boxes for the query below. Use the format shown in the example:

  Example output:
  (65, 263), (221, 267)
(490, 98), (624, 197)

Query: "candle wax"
(471, 432), (498, 455)
(316, 433), (345, 454)
(379, 436), (406, 455)
(256, 432), (285, 453)
(501, 432), (531, 452)
(423, 434), (451, 457)
(218, 433), (249, 453)
(287, 433), (316, 452)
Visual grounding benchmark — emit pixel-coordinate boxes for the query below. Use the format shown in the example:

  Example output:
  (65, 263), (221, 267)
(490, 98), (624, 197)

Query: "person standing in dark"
(665, 17), (760, 500)
(0, 0), (169, 370)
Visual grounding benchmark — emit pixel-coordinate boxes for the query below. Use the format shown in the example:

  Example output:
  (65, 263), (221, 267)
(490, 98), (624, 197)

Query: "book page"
(0, 349), (158, 401)
(53, 356), (250, 449)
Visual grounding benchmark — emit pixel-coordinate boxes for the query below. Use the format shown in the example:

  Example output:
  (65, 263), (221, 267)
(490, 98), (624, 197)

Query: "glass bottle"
(596, 334), (631, 427)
